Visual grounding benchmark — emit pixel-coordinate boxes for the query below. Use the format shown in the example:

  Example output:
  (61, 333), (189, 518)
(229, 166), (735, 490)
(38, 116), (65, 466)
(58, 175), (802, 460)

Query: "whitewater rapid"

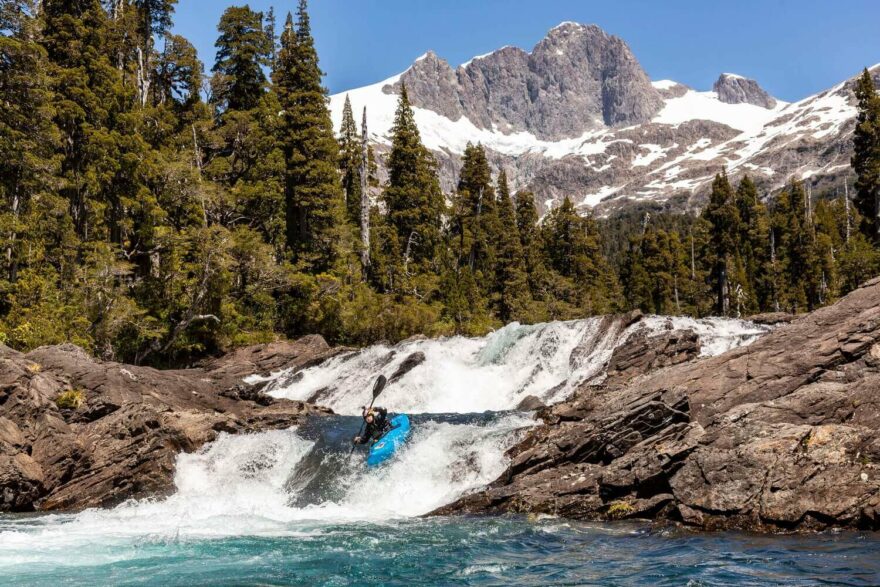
(259, 316), (769, 415)
(0, 315), (769, 565)
(0, 414), (531, 565)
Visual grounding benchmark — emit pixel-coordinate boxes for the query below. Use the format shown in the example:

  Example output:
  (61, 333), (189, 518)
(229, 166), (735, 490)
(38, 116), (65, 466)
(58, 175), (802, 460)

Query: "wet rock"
(389, 352), (426, 384)
(748, 312), (796, 325)
(604, 329), (700, 386)
(516, 395), (546, 411)
(435, 278), (880, 532)
(0, 337), (338, 512)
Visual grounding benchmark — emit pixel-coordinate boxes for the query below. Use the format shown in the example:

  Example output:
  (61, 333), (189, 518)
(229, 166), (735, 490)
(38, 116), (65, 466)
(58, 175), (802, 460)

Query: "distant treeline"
(1, 1), (878, 365)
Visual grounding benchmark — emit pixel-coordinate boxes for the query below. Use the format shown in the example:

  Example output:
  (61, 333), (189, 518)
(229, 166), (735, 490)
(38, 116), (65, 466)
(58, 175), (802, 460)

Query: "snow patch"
(651, 79), (680, 90)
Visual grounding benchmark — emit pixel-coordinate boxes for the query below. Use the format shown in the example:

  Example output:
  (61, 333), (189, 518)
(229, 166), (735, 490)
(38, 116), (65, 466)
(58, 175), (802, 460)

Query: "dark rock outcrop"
(0, 338), (340, 512)
(389, 352), (426, 384)
(385, 23), (663, 140)
(713, 73), (777, 109)
(604, 329), (699, 387)
(435, 278), (880, 532)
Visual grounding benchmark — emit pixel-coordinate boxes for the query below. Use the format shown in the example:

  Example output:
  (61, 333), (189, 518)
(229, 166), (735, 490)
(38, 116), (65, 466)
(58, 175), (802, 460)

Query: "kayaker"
(353, 406), (392, 445)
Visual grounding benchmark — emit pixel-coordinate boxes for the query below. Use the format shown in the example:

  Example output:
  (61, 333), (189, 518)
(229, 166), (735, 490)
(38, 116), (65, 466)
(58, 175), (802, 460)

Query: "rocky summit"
(331, 23), (880, 214)
(712, 73), (777, 109)
(384, 23), (663, 140)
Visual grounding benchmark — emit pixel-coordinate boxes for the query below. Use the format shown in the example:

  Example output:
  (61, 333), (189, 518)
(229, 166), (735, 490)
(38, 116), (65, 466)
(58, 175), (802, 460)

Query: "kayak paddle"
(349, 375), (387, 455)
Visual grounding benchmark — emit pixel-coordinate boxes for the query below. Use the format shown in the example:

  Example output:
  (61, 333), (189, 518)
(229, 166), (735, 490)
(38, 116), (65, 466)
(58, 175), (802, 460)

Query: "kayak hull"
(366, 415), (411, 467)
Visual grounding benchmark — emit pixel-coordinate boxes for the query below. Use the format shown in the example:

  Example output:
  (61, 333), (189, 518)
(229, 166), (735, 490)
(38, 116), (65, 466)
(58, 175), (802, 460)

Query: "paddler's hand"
(353, 436), (362, 445)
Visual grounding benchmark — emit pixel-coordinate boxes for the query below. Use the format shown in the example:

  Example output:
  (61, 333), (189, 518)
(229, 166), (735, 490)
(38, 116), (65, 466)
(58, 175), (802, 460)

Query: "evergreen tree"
(450, 143), (500, 278)
(383, 84), (444, 270)
(492, 171), (530, 321)
(338, 94), (362, 224)
(0, 1), (61, 282)
(702, 170), (740, 315)
(735, 175), (773, 313)
(852, 68), (880, 241)
(542, 197), (617, 314)
(514, 189), (549, 306)
(212, 5), (271, 112)
(273, 4), (344, 271)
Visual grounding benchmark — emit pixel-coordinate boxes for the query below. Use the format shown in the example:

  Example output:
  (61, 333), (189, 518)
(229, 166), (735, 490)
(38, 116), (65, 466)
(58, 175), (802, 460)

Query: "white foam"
(266, 317), (769, 415)
(0, 415), (532, 562)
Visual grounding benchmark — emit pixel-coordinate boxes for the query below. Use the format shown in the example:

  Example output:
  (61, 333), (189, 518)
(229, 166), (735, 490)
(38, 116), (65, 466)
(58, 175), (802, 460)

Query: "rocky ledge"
(436, 278), (880, 532)
(0, 336), (345, 512)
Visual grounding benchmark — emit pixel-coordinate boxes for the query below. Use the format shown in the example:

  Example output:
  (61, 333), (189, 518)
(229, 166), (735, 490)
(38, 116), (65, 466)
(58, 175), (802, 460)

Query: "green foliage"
(55, 389), (85, 409)
(211, 5), (272, 112)
(852, 69), (880, 242)
(273, 4), (345, 272)
(0, 0), (877, 368)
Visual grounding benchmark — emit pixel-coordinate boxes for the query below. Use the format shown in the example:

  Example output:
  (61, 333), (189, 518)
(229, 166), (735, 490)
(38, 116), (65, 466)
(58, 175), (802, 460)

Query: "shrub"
(55, 390), (85, 410)
(607, 501), (634, 519)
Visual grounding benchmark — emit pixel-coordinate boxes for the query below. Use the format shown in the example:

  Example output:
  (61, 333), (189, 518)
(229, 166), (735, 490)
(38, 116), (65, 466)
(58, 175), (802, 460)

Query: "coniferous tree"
(702, 170), (740, 315)
(273, 4), (344, 271)
(338, 94), (361, 224)
(492, 171), (530, 322)
(514, 189), (550, 307)
(543, 196), (617, 315)
(852, 69), (880, 241)
(383, 84), (444, 270)
(450, 143), (500, 279)
(0, 1), (61, 282)
(735, 175), (773, 313)
(212, 5), (271, 112)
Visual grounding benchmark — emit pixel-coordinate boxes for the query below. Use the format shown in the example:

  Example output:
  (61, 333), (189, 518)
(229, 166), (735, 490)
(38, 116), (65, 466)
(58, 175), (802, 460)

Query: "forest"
(1, 0), (879, 366)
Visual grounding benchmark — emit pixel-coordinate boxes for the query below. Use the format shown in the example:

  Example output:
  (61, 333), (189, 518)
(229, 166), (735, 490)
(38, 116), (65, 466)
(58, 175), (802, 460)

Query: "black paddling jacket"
(357, 407), (391, 444)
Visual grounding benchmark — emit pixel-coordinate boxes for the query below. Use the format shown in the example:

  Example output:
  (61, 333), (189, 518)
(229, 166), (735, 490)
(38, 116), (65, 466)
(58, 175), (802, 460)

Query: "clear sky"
(171, 0), (880, 101)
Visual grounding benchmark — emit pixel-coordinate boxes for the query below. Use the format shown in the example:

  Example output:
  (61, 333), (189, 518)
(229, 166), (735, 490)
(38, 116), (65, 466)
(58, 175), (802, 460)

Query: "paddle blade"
(372, 374), (387, 398)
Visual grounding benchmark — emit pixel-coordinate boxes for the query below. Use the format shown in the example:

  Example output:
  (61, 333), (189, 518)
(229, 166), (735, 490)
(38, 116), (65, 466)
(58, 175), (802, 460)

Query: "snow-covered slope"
(329, 22), (879, 214)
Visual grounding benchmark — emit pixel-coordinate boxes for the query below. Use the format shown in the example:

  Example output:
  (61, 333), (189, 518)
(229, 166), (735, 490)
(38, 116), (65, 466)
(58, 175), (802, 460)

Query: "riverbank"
(437, 278), (880, 532)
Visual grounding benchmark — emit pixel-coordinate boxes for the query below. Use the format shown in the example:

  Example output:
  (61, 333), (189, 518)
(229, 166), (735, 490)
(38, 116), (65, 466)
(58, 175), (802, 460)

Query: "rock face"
(385, 23), (663, 140)
(435, 278), (880, 532)
(336, 28), (880, 216)
(604, 329), (700, 387)
(713, 73), (777, 108)
(0, 337), (341, 512)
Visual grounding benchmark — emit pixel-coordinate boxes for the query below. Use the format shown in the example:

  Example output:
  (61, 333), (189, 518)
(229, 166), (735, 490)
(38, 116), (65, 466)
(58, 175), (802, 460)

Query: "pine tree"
(273, 4), (344, 271)
(702, 170), (740, 315)
(212, 5), (271, 112)
(735, 175), (773, 313)
(492, 171), (530, 321)
(383, 85), (444, 270)
(450, 143), (499, 279)
(514, 189), (549, 305)
(852, 68), (880, 242)
(155, 33), (202, 108)
(542, 197), (617, 314)
(338, 94), (362, 224)
(0, 0), (61, 282)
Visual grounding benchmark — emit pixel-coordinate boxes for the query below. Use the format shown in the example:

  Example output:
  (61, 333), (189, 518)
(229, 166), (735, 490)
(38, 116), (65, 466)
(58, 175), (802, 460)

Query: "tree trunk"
(359, 107), (370, 272)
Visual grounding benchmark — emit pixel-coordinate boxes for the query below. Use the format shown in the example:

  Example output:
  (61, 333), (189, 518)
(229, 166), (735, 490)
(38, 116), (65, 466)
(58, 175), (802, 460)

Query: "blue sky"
(172, 0), (880, 101)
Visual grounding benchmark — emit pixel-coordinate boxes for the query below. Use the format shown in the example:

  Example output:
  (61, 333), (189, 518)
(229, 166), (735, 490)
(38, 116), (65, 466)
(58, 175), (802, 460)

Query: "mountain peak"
(713, 73), (777, 109)
(383, 22), (661, 140)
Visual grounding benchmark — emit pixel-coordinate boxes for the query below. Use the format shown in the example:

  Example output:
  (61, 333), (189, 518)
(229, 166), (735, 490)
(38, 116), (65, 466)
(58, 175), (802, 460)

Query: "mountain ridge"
(330, 23), (879, 214)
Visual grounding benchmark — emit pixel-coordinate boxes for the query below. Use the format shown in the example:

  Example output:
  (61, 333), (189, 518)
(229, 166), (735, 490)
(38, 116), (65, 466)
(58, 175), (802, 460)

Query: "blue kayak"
(366, 415), (411, 467)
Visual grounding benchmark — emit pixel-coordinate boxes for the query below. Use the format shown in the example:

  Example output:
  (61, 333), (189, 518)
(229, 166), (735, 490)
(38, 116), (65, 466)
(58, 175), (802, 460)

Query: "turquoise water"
(1, 516), (879, 586)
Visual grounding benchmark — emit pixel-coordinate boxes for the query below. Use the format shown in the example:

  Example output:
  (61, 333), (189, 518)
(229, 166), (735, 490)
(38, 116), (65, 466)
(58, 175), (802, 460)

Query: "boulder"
(389, 352), (426, 384)
(435, 277), (880, 532)
(0, 337), (338, 512)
